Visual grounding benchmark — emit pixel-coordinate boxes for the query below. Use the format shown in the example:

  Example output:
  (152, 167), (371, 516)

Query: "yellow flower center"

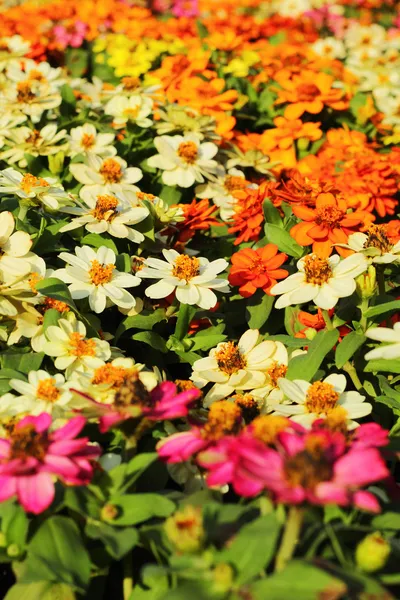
(175, 379), (199, 393)
(123, 106), (140, 119)
(305, 381), (339, 415)
(81, 133), (95, 149)
(177, 141), (198, 164)
(122, 76), (140, 91)
(25, 129), (41, 145)
(137, 192), (156, 201)
(28, 272), (42, 293)
(10, 424), (49, 461)
(172, 255), (200, 281)
(315, 205), (345, 229)
(303, 254), (332, 285)
(88, 260), (115, 286)
(16, 81), (35, 103)
(28, 69), (47, 83)
(215, 341), (247, 375)
(202, 400), (242, 441)
(91, 195), (119, 221)
(99, 158), (123, 183)
(224, 175), (247, 193)
(323, 405), (349, 434)
(91, 364), (138, 389)
(42, 297), (70, 313)
(20, 173), (49, 194)
(364, 224), (393, 254)
(68, 332), (96, 357)
(266, 362), (288, 387)
(233, 393), (259, 422)
(252, 414), (289, 445)
(36, 378), (60, 403)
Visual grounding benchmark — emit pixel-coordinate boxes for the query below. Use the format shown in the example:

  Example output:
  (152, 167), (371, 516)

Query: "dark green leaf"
(115, 309), (166, 341)
(80, 233), (118, 253)
(286, 329), (339, 381)
(1, 353), (44, 374)
(365, 360), (400, 374)
(245, 291), (274, 329)
(110, 494), (175, 526)
(35, 278), (76, 310)
(264, 224), (303, 258)
(5, 582), (76, 600)
(365, 300), (400, 319)
(131, 331), (168, 353)
(43, 308), (61, 331)
(174, 304), (197, 341)
(85, 522), (138, 560)
(335, 332), (366, 368)
(263, 199), (281, 225)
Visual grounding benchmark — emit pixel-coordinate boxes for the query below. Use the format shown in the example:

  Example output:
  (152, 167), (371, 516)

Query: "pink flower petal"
(17, 473), (55, 514)
(353, 490), (381, 513)
(0, 475), (17, 502)
(51, 416), (86, 441)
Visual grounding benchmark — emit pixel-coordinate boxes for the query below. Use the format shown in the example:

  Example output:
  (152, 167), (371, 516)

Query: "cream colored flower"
(340, 226), (400, 264)
(155, 105), (219, 140)
(2, 78), (61, 123)
(196, 167), (251, 221)
(70, 155), (142, 193)
(9, 370), (72, 416)
(365, 323), (400, 361)
(0, 36), (31, 72)
(0, 124), (68, 168)
(0, 211), (42, 277)
(7, 59), (65, 91)
(105, 94), (153, 128)
(0, 168), (73, 211)
(68, 123), (116, 158)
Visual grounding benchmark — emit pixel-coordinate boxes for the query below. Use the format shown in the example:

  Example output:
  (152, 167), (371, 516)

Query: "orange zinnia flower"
(274, 71), (349, 119)
(228, 181), (273, 246)
(174, 199), (221, 243)
(290, 193), (365, 257)
(229, 244), (288, 298)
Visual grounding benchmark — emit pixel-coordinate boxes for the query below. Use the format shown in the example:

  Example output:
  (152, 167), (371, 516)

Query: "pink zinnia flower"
(53, 21), (87, 49)
(0, 414), (100, 514)
(73, 378), (201, 433)
(171, 0), (199, 18)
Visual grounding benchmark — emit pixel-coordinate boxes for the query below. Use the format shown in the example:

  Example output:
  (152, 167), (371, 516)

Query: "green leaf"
(35, 278), (76, 310)
(80, 233), (118, 254)
(248, 561), (347, 600)
(110, 494), (175, 526)
(21, 516), (91, 592)
(286, 329), (339, 381)
(335, 332), (366, 369)
(1, 353), (44, 374)
(159, 185), (183, 206)
(372, 511), (400, 530)
(5, 582), (76, 600)
(245, 291), (274, 329)
(131, 331), (168, 353)
(115, 309), (166, 341)
(196, 19), (209, 39)
(60, 85), (77, 117)
(110, 453), (158, 494)
(264, 223), (303, 258)
(1, 502), (29, 548)
(115, 253), (132, 273)
(263, 199), (281, 225)
(267, 335), (307, 348)
(0, 369), (26, 393)
(63, 487), (102, 519)
(190, 332), (227, 352)
(174, 304), (197, 341)
(65, 47), (88, 78)
(365, 300), (400, 319)
(217, 514), (281, 585)
(85, 522), (138, 560)
(43, 308), (61, 331)
(365, 360), (400, 374)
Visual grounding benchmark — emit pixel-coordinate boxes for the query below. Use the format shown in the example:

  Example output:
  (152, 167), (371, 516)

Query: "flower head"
(229, 244), (288, 298)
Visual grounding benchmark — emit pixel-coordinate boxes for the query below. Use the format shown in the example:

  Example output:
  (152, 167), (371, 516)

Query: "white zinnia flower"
(70, 155), (142, 193)
(43, 315), (111, 377)
(273, 374), (372, 429)
(196, 167), (251, 222)
(270, 253), (368, 310)
(7, 59), (65, 91)
(0, 211), (42, 277)
(59, 185), (149, 242)
(104, 94), (153, 128)
(54, 245), (141, 313)
(0, 36), (31, 72)
(0, 167), (73, 211)
(0, 124), (68, 168)
(9, 370), (72, 416)
(365, 322), (400, 361)
(341, 226), (400, 264)
(2, 79), (61, 123)
(191, 329), (283, 405)
(147, 133), (218, 188)
(68, 123), (116, 158)
(138, 249), (229, 310)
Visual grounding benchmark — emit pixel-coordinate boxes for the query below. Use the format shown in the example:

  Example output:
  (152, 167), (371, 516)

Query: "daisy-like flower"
(195, 167), (251, 221)
(0, 124), (68, 168)
(0, 271), (39, 317)
(191, 329), (284, 405)
(0, 211), (42, 277)
(138, 249), (229, 310)
(340, 225), (400, 264)
(9, 370), (72, 416)
(155, 104), (219, 140)
(69, 155), (142, 193)
(68, 123), (116, 158)
(270, 253), (368, 310)
(273, 374), (372, 429)
(365, 323), (400, 361)
(0, 114), (27, 147)
(59, 186), (149, 242)
(147, 134), (218, 188)
(104, 94), (153, 128)
(43, 315), (111, 377)
(228, 244), (288, 298)
(54, 245), (141, 314)
(0, 36), (31, 72)
(2, 79), (61, 123)
(7, 59), (65, 92)
(0, 168), (73, 212)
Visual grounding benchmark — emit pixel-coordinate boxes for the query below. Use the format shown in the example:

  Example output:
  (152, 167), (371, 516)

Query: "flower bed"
(0, 0), (399, 598)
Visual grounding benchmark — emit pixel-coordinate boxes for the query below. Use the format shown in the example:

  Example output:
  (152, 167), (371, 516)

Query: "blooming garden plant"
(0, 0), (400, 598)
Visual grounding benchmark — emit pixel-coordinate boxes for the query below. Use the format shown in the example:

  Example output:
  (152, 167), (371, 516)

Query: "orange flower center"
(28, 272), (42, 293)
(42, 297), (70, 313)
(322, 405), (349, 434)
(201, 400), (242, 441)
(233, 393), (260, 422)
(123, 106), (140, 119)
(88, 260), (115, 286)
(91, 195), (119, 221)
(296, 83), (320, 102)
(215, 341), (247, 375)
(99, 158), (123, 183)
(224, 175), (247, 193)
(364, 224), (393, 254)
(175, 379), (199, 393)
(28, 69), (47, 83)
(9, 424), (49, 461)
(137, 192), (156, 201)
(172, 255), (200, 281)
(114, 374), (151, 408)
(266, 362), (288, 387)
(303, 254), (332, 285)
(177, 141), (198, 164)
(36, 378), (60, 403)
(68, 332), (96, 357)
(81, 133), (95, 149)
(25, 130), (41, 145)
(20, 173), (49, 194)
(252, 414), (289, 445)
(122, 76), (140, 91)
(91, 364), (138, 389)
(16, 81), (35, 103)
(315, 205), (345, 229)
(305, 381), (339, 415)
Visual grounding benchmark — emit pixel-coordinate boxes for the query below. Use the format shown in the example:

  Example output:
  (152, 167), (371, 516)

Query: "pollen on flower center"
(42, 296), (70, 313)
(252, 414), (289, 445)
(10, 424), (49, 461)
(233, 393), (260, 423)
(88, 259), (115, 286)
(114, 373), (151, 408)
(364, 224), (393, 253)
(315, 205), (345, 229)
(172, 255), (200, 281)
(25, 130), (41, 145)
(303, 254), (332, 285)
(68, 332), (96, 357)
(177, 141), (198, 164)
(201, 400), (242, 441)
(296, 83), (320, 102)
(20, 173), (38, 193)
(224, 175), (247, 193)
(28, 69), (47, 83)
(266, 362), (288, 387)
(99, 158), (123, 183)
(81, 133), (95, 149)
(322, 405), (349, 434)
(305, 381), (339, 415)
(123, 106), (140, 119)
(215, 341), (247, 375)
(16, 81), (35, 103)
(28, 272), (42, 293)
(36, 378), (60, 403)
(91, 195), (119, 221)
(91, 364), (138, 389)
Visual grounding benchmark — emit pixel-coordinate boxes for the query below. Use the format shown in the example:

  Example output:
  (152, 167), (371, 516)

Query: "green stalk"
(275, 507), (304, 573)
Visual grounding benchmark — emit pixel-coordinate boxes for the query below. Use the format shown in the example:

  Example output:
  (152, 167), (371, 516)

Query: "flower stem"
(18, 204), (28, 222)
(275, 506), (304, 573)
(343, 361), (363, 391)
(322, 310), (334, 331)
(123, 553), (133, 600)
(359, 298), (369, 332)
(376, 267), (386, 296)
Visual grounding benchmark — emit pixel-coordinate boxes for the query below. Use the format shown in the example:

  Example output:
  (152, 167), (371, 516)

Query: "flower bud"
(297, 138), (310, 151)
(355, 532), (390, 573)
(164, 505), (204, 553)
(356, 265), (377, 299)
(101, 503), (119, 522)
(7, 543), (21, 558)
(211, 563), (234, 593)
(48, 151), (65, 175)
